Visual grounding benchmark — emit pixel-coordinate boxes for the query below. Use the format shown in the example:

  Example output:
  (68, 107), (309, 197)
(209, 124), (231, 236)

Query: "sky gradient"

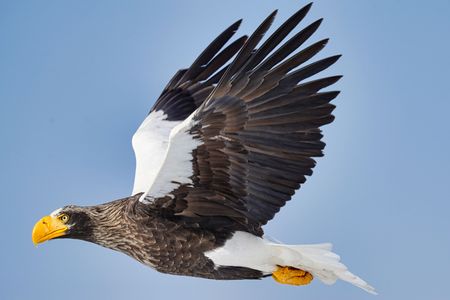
(1, 1), (450, 299)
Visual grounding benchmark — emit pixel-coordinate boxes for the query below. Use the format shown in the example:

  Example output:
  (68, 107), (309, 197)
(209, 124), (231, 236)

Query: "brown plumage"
(59, 194), (264, 279)
(32, 4), (376, 293)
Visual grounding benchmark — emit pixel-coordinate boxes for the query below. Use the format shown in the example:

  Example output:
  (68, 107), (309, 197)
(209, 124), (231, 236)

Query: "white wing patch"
(132, 110), (182, 195)
(140, 112), (201, 203)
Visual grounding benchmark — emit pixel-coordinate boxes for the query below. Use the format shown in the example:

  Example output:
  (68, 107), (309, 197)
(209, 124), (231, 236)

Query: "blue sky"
(1, 1), (450, 299)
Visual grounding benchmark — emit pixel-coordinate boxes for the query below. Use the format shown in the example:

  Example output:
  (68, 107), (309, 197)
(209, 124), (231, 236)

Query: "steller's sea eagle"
(32, 3), (375, 294)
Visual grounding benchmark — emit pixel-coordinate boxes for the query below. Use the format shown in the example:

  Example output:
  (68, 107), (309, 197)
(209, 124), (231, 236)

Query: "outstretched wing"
(141, 3), (341, 236)
(131, 21), (247, 194)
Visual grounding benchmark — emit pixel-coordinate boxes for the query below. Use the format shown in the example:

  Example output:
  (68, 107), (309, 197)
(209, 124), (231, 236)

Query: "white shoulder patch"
(140, 112), (201, 203)
(131, 110), (182, 195)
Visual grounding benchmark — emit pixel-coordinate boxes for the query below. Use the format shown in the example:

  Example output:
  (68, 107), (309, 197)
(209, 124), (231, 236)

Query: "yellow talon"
(272, 266), (314, 286)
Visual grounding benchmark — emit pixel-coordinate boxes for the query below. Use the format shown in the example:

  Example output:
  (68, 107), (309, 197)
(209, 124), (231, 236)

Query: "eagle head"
(32, 206), (93, 245)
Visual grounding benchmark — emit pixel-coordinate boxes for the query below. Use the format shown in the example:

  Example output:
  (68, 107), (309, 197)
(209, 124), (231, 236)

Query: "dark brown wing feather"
(150, 20), (247, 121)
(145, 3), (341, 236)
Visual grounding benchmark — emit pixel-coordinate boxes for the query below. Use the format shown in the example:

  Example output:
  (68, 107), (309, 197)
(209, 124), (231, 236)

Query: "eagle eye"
(59, 214), (69, 223)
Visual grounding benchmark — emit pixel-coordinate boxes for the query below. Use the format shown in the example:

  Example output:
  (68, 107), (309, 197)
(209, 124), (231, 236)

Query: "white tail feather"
(205, 232), (376, 294)
(269, 242), (377, 294)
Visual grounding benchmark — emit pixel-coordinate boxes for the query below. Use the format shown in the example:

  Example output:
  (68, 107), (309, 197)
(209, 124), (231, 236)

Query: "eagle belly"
(144, 227), (265, 280)
(144, 226), (265, 280)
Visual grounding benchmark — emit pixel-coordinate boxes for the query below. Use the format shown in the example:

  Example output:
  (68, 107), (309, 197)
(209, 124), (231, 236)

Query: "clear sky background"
(1, 1), (449, 299)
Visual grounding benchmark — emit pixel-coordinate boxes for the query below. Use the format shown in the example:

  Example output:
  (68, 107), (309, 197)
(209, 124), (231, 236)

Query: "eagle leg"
(272, 266), (314, 286)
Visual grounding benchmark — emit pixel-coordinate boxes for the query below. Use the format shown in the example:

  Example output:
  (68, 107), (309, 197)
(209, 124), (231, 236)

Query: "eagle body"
(71, 194), (263, 280)
(32, 3), (376, 294)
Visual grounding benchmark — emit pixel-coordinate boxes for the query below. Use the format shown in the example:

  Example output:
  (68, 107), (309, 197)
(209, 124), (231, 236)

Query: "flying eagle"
(32, 3), (375, 294)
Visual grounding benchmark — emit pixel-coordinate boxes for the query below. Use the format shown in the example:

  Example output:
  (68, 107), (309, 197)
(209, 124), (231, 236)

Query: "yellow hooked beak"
(32, 215), (68, 245)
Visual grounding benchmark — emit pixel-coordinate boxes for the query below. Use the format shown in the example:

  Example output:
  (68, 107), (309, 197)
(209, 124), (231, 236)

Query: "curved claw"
(272, 266), (314, 286)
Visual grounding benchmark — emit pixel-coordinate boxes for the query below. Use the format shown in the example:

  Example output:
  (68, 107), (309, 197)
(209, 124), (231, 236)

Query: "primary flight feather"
(32, 3), (375, 294)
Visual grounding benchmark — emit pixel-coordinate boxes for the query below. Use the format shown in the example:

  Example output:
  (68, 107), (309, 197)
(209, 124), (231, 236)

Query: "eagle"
(32, 3), (375, 294)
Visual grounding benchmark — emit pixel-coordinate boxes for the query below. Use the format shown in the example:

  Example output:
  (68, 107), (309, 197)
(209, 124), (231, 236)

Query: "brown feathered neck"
(59, 194), (144, 250)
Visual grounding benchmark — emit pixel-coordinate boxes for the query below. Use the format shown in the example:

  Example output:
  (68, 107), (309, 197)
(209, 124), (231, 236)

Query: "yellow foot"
(272, 266), (314, 286)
